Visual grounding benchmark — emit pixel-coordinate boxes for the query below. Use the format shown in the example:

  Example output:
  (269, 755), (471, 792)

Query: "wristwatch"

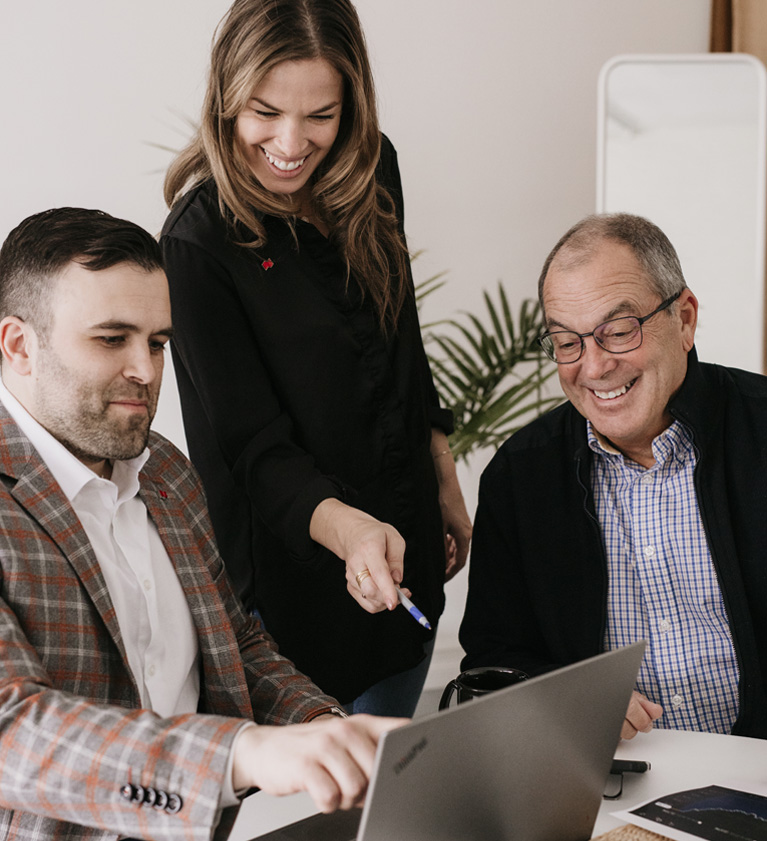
(326, 705), (349, 718)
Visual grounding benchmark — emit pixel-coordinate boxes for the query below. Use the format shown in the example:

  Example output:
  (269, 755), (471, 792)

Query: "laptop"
(247, 642), (645, 841)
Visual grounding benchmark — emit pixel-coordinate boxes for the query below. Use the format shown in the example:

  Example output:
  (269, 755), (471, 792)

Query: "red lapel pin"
(261, 258), (274, 270)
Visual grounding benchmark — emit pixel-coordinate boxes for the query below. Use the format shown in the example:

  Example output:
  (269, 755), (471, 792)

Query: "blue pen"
(396, 587), (432, 630)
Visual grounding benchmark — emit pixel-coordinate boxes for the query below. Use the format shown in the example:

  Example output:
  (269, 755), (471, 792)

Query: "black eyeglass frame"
(538, 290), (683, 364)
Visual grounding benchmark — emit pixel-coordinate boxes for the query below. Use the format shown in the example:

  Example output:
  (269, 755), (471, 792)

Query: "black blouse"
(160, 136), (451, 701)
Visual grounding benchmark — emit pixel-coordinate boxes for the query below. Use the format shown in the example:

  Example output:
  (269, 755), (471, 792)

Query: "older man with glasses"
(460, 213), (767, 741)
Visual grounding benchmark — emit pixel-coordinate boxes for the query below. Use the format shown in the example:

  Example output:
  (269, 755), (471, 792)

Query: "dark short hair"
(0, 207), (164, 333)
(537, 213), (687, 320)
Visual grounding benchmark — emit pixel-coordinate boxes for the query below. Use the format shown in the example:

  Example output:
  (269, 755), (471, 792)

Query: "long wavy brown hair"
(164, 0), (410, 329)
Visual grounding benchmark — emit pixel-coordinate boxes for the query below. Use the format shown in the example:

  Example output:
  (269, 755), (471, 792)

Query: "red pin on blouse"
(261, 258), (274, 270)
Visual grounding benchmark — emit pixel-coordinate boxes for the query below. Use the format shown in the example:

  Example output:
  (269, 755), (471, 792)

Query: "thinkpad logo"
(393, 737), (428, 775)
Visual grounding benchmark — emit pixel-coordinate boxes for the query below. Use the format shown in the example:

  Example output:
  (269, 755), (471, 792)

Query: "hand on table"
(621, 690), (663, 740)
(232, 714), (406, 813)
(309, 499), (405, 614)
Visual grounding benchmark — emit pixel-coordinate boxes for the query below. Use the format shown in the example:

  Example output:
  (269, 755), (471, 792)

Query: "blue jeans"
(343, 637), (436, 717)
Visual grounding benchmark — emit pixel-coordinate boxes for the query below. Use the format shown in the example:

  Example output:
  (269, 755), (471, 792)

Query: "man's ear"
(0, 316), (38, 376)
(678, 289), (698, 353)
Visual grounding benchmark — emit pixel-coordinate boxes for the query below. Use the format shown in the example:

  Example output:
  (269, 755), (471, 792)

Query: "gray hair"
(537, 213), (687, 319)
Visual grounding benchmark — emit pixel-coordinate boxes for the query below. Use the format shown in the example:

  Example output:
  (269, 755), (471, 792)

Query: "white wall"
(0, 1), (710, 689)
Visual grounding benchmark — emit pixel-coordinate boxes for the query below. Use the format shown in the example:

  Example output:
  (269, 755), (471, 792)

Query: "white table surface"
(230, 728), (767, 841)
(592, 728), (767, 837)
(230, 788), (317, 841)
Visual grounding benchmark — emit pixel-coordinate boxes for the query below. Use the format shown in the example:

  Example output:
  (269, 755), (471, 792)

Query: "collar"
(587, 418), (692, 471)
(0, 375), (150, 504)
(586, 424), (622, 456)
(667, 346), (718, 444)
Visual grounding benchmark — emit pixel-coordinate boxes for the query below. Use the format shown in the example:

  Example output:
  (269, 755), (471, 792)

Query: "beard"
(33, 347), (158, 464)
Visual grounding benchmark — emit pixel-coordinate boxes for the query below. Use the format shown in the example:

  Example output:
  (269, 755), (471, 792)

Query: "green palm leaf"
(417, 278), (563, 462)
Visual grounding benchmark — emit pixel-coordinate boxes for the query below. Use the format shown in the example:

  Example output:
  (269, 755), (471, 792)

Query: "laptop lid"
(247, 642), (645, 841)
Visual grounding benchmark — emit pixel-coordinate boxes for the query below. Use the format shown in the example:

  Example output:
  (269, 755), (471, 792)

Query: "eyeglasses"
(538, 291), (682, 364)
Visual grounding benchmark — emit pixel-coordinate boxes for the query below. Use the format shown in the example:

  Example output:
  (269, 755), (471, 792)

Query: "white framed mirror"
(597, 54), (767, 373)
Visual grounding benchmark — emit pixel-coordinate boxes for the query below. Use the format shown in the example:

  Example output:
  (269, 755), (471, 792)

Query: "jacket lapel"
(0, 405), (252, 720)
(0, 411), (133, 673)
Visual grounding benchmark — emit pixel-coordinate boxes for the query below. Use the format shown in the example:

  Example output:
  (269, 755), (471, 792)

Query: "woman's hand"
(431, 429), (472, 581)
(310, 498), (406, 613)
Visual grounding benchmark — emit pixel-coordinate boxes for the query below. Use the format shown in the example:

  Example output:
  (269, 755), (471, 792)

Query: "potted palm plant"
(417, 269), (562, 462)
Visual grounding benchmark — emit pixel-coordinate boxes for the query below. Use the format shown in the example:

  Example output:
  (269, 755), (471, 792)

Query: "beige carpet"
(593, 825), (668, 841)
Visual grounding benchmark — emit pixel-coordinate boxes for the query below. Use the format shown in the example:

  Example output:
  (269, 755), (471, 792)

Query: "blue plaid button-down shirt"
(589, 420), (739, 733)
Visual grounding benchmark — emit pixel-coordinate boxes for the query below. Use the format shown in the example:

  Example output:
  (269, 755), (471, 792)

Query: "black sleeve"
(161, 235), (343, 562)
(379, 134), (453, 435)
(459, 451), (559, 676)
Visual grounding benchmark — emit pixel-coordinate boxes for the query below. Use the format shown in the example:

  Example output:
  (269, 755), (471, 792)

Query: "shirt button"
(143, 579), (152, 591)
(643, 546), (655, 558)
(147, 664), (156, 678)
(659, 619), (671, 632)
(641, 474), (653, 484)
(671, 694), (683, 707)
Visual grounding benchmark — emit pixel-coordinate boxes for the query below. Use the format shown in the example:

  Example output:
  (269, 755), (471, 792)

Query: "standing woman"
(161, 0), (471, 715)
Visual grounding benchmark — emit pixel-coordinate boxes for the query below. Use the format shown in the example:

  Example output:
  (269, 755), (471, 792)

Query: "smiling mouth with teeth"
(593, 378), (637, 400)
(262, 147), (307, 172)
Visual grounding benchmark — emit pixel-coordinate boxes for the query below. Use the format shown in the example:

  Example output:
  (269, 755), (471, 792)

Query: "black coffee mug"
(439, 666), (529, 710)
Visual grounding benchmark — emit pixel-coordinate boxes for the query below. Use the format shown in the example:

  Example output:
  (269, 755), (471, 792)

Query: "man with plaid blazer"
(0, 208), (400, 841)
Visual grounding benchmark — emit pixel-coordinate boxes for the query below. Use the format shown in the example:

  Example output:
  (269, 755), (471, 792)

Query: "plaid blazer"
(0, 406), (337, 841)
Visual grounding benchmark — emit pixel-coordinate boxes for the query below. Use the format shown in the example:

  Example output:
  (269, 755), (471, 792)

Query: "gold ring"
(355, 569), (372, 588)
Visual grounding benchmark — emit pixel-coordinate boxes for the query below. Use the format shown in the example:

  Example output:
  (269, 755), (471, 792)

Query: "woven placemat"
(592, 825), (668, 841)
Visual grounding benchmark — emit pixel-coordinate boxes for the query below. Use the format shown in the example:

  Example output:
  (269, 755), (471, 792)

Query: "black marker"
(610, 759), (651, 774)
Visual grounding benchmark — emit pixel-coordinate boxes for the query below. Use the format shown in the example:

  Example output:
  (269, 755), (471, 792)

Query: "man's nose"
(123, 347), (158, 384)
(579, 335), (619, 377)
